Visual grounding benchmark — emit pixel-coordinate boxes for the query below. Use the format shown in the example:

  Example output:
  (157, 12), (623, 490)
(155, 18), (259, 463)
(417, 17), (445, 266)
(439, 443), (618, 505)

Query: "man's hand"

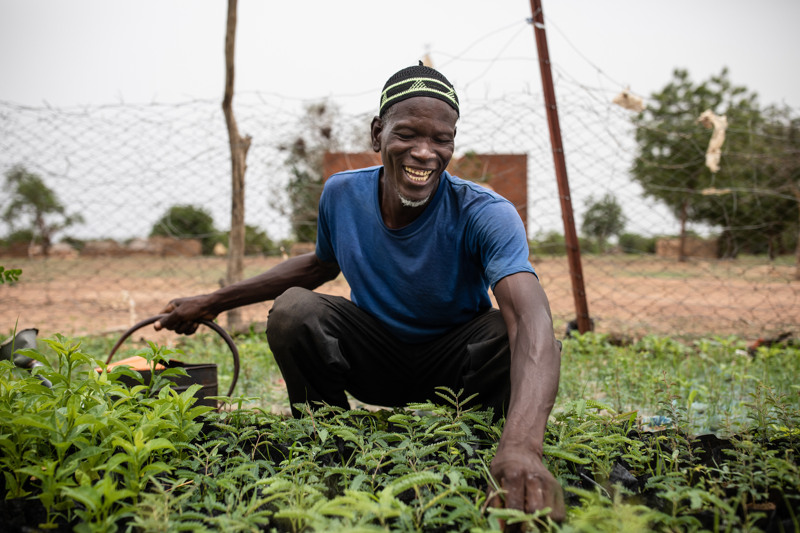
(488, 445), (566, 527)
(154, 295), (218, 335)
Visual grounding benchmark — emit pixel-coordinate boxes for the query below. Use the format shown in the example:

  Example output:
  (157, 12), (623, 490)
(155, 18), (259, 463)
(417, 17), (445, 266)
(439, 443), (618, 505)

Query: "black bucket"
(105, 315), (240, 409)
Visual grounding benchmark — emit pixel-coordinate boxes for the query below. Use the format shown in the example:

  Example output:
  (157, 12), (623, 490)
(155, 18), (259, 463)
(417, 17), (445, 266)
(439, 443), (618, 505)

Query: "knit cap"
(379, 61), (459, 117)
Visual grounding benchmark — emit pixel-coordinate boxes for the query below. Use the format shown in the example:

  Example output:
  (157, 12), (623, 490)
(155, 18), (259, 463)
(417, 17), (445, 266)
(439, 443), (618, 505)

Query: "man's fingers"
(488, 476), (566, 530)
(174, 322), (199, 335)
(525, 474), (566, 523)
(500, 473), (525, 513)
(153, 311), (198, 335)
(155, 313), (177, 332)
(524, 475), (546, 514)
(547, 481), (567, 522)
(154, 302), (177, 331)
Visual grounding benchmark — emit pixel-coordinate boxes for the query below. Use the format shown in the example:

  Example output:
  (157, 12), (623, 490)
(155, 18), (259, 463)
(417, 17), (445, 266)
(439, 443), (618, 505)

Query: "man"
(155, 63), (565, 522)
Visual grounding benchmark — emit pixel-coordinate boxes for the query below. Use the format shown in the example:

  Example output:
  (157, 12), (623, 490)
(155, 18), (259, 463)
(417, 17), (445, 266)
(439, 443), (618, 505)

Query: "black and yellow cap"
(379, 61), (459, 117)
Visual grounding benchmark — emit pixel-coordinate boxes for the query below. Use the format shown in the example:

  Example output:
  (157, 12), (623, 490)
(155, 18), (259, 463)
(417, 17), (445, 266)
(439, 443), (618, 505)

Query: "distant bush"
(530, 231), (600, 256)
(150, 204), (220, 255)
(579, 238), (600, 254)
(530, 231), (566, 256)
(243, 225), (279, 256)
(618, 232), (657, 254)
(3, 229), (38, 245)
(60, 236), (86, 252)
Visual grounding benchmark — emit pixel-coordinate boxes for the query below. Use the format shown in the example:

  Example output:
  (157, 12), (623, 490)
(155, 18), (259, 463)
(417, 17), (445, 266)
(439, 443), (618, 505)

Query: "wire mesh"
(1, 72), (798, 340)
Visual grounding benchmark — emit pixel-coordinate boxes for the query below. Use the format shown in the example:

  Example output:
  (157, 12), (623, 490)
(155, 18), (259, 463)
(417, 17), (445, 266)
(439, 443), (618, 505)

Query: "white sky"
(2, 0), (799, 112)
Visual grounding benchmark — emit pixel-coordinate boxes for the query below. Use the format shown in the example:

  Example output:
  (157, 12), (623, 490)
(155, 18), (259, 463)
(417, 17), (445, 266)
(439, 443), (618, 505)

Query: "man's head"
(378, 61), (459, 119)
(371, 64), (459, 218)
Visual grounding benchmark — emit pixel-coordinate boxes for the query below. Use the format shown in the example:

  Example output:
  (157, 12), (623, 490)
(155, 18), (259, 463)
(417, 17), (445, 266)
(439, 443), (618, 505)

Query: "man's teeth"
(404, 167), (432, 182)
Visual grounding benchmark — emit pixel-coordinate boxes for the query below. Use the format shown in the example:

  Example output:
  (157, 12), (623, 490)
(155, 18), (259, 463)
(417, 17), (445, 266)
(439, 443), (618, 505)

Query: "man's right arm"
(154, 252), (340, 334)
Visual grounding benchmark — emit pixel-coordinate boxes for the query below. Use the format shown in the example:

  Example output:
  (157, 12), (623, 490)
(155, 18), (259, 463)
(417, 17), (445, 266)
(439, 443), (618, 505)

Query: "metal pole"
(528, 0), (592, 334)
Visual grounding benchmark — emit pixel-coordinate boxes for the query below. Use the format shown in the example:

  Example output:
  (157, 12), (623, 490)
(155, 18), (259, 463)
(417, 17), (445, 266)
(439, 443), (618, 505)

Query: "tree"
(693, 104), (799, 259)
(581, 194), (626, 252)
(631, 68), (760, 260)
(755, 106), (800, 275)
(150, 204), (218, 255)
(2, 165), (83, 257)
(277, 100), (370, 244)
(222, 0), (251, 331)
(281, 100), (342, 243)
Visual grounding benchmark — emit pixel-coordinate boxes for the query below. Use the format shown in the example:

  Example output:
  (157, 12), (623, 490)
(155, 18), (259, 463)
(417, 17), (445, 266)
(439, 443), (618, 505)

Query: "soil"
(1, 255), (798, 343)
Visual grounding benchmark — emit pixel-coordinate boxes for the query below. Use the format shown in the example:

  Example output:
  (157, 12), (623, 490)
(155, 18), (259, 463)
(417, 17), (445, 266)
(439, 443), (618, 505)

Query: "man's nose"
(410, 139), (435, 160)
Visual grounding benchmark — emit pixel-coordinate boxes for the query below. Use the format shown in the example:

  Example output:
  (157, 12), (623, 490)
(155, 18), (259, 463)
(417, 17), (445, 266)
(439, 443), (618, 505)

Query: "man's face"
(371, 97), (457, 210)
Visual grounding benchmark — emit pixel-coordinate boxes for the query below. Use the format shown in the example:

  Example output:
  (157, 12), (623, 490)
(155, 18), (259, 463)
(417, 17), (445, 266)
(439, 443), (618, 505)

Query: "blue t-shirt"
(316, 166), (535, 343)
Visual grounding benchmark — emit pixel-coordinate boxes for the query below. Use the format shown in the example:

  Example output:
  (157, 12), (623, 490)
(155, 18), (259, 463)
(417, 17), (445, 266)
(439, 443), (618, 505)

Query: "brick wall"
(322, 152), (527, 227)
(655, 237), (719, 259)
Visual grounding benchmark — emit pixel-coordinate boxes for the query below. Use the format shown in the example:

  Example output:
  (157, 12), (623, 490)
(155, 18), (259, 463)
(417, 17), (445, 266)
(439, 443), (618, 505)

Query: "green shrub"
(0, 265), (21, 284)
(530, 231), (602, 256)
(530, 231), (567, 256)
(150, 204), (220, 255)
(618, 232), (657, 254)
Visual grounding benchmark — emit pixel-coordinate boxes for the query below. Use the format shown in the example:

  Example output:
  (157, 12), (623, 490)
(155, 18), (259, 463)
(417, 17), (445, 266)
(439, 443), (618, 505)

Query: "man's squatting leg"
(267, 287), (549, 421)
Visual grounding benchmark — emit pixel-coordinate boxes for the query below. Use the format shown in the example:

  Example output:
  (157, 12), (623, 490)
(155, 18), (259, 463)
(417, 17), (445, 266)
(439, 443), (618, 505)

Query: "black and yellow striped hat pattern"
(379, 61), (459, 118)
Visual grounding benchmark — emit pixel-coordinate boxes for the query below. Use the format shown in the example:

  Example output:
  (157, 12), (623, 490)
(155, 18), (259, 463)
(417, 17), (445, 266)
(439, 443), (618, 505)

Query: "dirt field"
(2, 255), (798, 344)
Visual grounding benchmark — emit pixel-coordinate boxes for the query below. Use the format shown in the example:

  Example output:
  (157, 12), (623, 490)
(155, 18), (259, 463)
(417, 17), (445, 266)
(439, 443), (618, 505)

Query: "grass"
(559, 333), (800, 436)
(1, 328), (798, 532)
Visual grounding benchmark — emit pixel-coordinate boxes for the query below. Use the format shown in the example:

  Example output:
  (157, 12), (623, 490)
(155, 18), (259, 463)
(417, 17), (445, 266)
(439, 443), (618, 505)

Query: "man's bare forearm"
(494, 273), (561, 454)
(155, 253), (339, 333)
(204, 252), (340, 314)
(501, 311), (560, 454)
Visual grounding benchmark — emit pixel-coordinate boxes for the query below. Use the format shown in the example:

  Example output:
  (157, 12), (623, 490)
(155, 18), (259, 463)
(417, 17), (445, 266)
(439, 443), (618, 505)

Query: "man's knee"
(267, 287), (317, 342)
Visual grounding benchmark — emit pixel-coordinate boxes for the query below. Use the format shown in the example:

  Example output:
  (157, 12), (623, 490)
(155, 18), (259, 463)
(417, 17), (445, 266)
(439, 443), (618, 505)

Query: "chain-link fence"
(1, 71), (798, 340)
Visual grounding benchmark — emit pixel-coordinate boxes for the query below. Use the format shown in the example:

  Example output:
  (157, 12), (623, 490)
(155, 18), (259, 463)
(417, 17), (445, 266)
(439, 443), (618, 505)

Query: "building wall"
(322, 152), (528, 228)
(655, 237), (719, 259)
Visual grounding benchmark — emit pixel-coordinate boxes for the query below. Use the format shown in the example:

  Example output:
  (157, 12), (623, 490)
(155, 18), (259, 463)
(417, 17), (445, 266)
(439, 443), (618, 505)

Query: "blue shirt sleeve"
(467, 199), (536, 289)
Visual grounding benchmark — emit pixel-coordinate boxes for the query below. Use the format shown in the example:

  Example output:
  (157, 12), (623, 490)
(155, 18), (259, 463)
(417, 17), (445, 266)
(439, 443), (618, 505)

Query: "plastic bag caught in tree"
(697, 109), (728, 173)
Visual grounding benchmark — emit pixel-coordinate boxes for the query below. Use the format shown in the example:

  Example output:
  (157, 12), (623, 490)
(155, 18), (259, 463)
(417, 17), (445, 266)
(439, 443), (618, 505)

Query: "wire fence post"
(529, 0), (592, 334)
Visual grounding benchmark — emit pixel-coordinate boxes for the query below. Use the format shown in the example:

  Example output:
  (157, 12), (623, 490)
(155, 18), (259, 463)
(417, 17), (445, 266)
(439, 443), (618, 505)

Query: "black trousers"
(266, 287), (512, 420)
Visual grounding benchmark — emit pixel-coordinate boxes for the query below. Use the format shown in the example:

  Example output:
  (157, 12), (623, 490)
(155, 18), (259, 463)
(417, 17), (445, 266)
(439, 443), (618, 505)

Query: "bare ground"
(2, 255), (798, 345)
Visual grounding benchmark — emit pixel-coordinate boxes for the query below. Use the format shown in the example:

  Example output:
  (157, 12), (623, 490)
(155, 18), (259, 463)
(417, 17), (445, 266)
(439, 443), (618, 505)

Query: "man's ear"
(370, 116), (382, 153)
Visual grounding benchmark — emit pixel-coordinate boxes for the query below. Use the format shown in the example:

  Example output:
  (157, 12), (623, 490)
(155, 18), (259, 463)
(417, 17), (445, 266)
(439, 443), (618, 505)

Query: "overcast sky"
(2, 0), (799, 112)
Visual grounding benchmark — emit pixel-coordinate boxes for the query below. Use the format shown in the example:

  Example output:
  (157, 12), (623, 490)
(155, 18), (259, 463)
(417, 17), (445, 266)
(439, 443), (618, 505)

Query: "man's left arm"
(490, 271), (565, 522)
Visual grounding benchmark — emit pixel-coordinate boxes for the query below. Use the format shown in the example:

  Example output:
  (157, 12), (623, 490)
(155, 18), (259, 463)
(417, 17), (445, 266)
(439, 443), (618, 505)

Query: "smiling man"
(155, 63), (565, 523)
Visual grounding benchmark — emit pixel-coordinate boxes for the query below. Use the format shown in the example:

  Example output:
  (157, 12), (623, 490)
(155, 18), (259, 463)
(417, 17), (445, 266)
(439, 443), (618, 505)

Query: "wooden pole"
(529, 0), (592, 334)
(222, 0), (251, 331)
(793, 185), (800, 281)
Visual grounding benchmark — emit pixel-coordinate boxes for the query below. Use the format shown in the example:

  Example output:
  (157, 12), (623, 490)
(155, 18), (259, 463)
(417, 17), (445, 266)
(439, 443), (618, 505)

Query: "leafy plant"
(0, 265), (21, 284)
(1, 331), (799, 531)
